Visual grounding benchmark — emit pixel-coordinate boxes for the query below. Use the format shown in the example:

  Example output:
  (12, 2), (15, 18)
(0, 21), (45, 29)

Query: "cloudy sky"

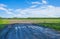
(0, 0), (60, 18)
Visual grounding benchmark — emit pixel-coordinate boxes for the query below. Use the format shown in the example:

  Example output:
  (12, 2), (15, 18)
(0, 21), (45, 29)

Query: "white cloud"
(30, 5), (38, 8)
(0, 4), (13, 14)
(30, 2), (42, 8)
(32, 2), (41, 4)
(14, 5), (60, 17)
(0, 4), (7, 7)
(0, 7), (6, 10)
(42, 0), (47, 4)
(0, 1), (60, 18)
(30, 0), (47, 8)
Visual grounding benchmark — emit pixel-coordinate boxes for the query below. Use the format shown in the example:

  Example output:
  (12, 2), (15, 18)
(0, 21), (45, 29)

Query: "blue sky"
(0, 0), (60, 18)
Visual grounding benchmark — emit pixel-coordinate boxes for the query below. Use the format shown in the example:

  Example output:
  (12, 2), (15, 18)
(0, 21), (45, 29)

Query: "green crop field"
(0, 18), (60, 31)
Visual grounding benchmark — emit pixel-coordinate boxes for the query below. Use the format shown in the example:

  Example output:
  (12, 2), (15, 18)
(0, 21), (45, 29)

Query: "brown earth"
(8, 20), (40, 24)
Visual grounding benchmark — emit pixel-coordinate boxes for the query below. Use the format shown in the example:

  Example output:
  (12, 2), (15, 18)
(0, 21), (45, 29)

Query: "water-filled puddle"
(0, 23), (60, 39)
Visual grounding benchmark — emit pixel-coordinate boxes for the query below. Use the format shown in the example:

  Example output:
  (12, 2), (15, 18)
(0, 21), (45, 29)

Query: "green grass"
(0, 19), (9, 24)
(0, 19), (9, 29)
(37, 23), (60, 31)
(0, 24), (6, 29)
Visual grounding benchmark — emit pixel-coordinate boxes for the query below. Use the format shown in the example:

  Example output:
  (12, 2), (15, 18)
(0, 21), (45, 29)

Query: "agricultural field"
(0, 18), (60, 31)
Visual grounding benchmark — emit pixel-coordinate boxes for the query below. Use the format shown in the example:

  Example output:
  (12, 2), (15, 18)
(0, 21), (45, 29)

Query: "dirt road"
(9, 20), (40, 24)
